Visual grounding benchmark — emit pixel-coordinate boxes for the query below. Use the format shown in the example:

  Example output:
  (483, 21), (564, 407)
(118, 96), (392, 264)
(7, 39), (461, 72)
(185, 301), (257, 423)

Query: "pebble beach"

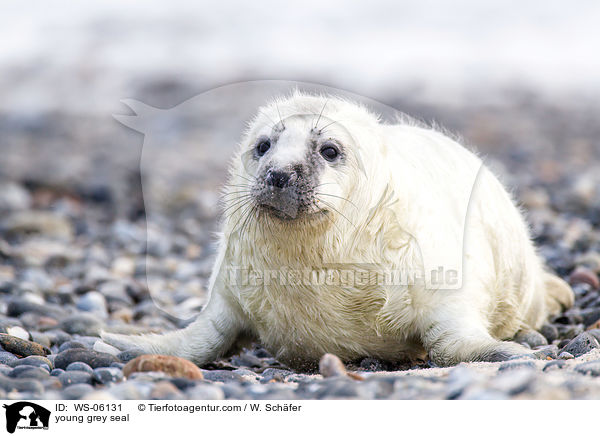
(2, 90), (600, 400)
(2, 1), (600, 401)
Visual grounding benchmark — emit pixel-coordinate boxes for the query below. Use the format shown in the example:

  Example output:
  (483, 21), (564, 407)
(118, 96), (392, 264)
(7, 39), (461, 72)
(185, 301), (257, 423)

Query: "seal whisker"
(316, 198), (356, 228)
(230, 201), (256, 236)
(313, 99), (329, 131)
(275, 101), (286, 129)
(315, 192), (358, 209)
(223, 197), (253, 220)
(221, 191), (253, 198)
(240, 203), (259, 237)
(318, 118), (341, 134)
(232, 174), (257, 183)
(220, 196), (254, 214)
(223, 198), (252, 217)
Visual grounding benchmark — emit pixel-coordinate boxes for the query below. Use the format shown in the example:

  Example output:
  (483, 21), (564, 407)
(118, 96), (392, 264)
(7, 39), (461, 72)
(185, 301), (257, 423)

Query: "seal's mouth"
(258, 202), (327, 221)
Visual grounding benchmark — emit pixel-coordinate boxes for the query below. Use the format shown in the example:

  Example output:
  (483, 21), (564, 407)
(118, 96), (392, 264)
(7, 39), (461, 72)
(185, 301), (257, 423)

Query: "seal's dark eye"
(320, 144), (340, 162)
(256, 139), (271, 157)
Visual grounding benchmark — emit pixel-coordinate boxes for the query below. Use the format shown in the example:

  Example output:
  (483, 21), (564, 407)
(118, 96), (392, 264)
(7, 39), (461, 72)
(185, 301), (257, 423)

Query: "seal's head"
(225, 92), (378, 236)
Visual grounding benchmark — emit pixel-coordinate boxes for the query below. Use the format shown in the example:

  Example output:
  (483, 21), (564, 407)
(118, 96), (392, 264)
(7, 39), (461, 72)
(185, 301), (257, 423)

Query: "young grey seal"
(103, 91), (573, 369)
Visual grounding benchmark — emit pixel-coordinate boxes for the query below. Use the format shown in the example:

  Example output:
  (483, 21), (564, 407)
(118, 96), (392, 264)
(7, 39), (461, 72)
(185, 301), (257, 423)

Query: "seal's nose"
(266, 170), (291, 189)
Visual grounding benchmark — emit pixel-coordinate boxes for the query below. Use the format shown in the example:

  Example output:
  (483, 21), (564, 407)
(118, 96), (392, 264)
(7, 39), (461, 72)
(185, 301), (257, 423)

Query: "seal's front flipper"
(102, 291), (245, 365)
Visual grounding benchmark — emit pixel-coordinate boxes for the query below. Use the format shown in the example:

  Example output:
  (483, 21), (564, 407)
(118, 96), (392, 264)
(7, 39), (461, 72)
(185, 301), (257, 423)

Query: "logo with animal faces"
(2, 402), (51, 433)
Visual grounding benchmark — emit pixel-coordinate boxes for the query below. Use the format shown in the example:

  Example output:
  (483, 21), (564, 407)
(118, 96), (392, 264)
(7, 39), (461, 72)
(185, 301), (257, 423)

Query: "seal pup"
(103, 91), (573, 368)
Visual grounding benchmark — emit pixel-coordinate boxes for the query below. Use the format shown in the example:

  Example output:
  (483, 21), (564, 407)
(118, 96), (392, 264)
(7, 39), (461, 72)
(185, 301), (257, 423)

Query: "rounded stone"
(62, 383), (95, 400)
(123, 355), (203, 380)
(59, 370), (93, 386)
(8, 355), (53, 371)
(58, 314), (103, 336)
(0, 333), (50, 357)
(92, 367), (124, 384)
(319, 353), (347, 378)
(0, 373), (44, 394)
(9, 365), (50, 379)
(514, 330), (548, 348)
(76, 292), (108, 317)
(66, 362), (94, 374)
(0, 352), (18, 365)
(561, 332), (600, 357)
(116, 348), (144, 363)
(569, 267), (600, 289)
(58, 341), (87, 353)
(575, 360), (600, 376)
(54, 348), (120, 370)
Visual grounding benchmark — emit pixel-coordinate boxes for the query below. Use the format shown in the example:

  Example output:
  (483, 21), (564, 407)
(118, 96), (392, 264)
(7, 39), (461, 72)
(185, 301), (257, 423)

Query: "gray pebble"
(318, 378), (361, 398)
(58, 341), (87, 353)
(8, 355), (52, 371)
(54, 348), (119, 369)
(128, 371), (169, 382)
(116, 348), (144, 363)
(66, 362), (94, 374)
(359, 357), (386, 371)
(230, 353), (263, 368)
(575, 360), (600, 376)
(0, 351), (18, 365)
(9, 366), (50, 379)
(59, 370), (93, 386)
(50, 368), (65, 377)
(59, 314), (103, 336)
(557, 324), (585, 340)
(533, 345), (559, 360)
(29, 332), (51, 348)
(73, 336), (102, 348)
(6, 297), (66, 319)
(106, 381), (151, 400)
(0, 373), (44, 394)
(44, 330), (72, 346)
(169, 378), (199, 391)
(539, 324), (559, 343)
(261, 368), (293, 383)
(561, 332), (599, 357)
(186, 384), (225, 400)
(92, 367), (124, 384)
(150, 381), (184, 400)
(514, 330), (548, 348)
(578, 307), (600, 327)
(587, 329), (600, 344)
(543, 360), (566, 372)
(446, 365), (482, 399)
(202, 370), (246, 383)
(498, 361), (537, 372)
(62, 383), (94, 400)
(98, 281), (133, 305)
(221, 383), (248, 399)
(459, 388), (510, 400)
(232, 368), (261, 383)
(76, 292), (108, 317)
(558, 351), (575, 360)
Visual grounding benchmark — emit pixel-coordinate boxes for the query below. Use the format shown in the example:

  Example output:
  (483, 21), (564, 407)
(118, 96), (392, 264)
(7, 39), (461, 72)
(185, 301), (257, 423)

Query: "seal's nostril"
(266, 171), (291, 189)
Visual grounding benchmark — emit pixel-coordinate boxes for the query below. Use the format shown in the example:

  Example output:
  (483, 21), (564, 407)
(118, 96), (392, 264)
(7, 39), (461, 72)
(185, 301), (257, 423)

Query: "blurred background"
(1, 0), (600, 322)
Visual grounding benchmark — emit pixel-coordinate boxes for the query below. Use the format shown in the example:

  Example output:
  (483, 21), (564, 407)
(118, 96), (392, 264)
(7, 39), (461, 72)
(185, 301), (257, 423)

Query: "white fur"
(103, 92), (573, 368)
